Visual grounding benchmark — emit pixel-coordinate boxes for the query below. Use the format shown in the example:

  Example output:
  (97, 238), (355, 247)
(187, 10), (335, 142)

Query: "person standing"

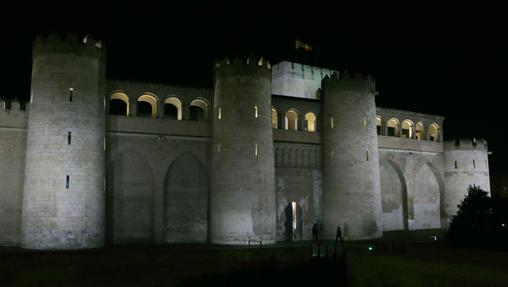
(312, 223), (318, 240)
(336, 226), (343, 243)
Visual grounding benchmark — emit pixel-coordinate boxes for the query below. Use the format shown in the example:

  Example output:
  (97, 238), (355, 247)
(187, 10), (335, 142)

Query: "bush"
(447, 185), (508, 249)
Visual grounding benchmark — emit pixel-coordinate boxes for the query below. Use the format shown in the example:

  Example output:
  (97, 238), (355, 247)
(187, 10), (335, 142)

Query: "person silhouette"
(312, 223), (319, 240)
(336, 226), (343, 243)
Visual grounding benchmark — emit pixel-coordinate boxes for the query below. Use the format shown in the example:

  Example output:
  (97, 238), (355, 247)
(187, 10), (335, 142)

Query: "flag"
(295, 39), (312, 52)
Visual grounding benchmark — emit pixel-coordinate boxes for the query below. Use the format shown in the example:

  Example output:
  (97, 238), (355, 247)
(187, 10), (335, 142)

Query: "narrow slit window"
(254, 106), (258, 118)
(254, 143), (258, 157)
(363, 116), (367, 127)
(66, 175), (70, 189)
(218, 107), (222, 119)
(473, 160), (476, 168)
(68, 132), (71, 145)
(69, 88), (73, 102)
(366, 150), (369, 161)
(454, 161), (457, 169)
(217, 143), (221, 153)
(330, 117), (334, 129)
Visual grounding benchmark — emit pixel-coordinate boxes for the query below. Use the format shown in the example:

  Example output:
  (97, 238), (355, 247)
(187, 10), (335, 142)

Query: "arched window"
(110, 92), (129, 116)
(190, 98), (208, 121)
(429, 123), (440, 142)
(401, 119), (414, 138)
(305, 112), (316, 132)
(415, 122), (424, 140)
(138, 94), (158, 117)
(285, 109), (299, 130)
(164, 97), (182, 120)
(271, 108), (278, 129)
(376, 116), (382, 135)
(387, 118), (400, 137)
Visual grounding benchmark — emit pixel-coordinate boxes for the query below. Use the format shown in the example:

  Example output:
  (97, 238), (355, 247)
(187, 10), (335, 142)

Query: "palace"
(0, 34), (491, 249)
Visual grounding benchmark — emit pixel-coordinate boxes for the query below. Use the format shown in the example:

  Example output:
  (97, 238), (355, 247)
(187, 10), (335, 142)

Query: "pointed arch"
(284, 202), (303, 241)
(379, 159), (409, 231)
(108, 149), (155, 244)
(413, 162), (443, 229)
(163, 152), (208, 243)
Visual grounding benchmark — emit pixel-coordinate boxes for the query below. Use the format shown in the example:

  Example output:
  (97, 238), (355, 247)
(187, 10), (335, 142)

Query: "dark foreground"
(0, 242), (344, 287)
(2, 235), (508, 287)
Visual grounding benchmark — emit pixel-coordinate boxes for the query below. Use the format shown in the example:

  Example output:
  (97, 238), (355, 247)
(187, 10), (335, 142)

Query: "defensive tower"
(210, 57), (276, 244)
(21, 34), (106, 249)
(321, 72), (383, 240)
(443, 138), (491, 227)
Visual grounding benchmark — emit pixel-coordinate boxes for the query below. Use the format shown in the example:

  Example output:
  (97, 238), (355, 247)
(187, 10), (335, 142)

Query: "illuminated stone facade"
(0, 34), (491, 248)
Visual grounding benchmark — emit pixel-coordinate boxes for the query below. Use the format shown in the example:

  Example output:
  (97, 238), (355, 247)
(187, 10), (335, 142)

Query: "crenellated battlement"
(0, 98), (28, 112)
(322, 70), (376, 93)
(0, 98), (29, 129)
(444, 137), (488, 151)
(33, 33), (105, 59)
(215, 56), (271, 69)
(214, 56), (271, 80)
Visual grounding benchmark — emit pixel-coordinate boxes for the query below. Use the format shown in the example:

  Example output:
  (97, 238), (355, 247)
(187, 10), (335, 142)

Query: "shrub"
(447, 185), (508, 249)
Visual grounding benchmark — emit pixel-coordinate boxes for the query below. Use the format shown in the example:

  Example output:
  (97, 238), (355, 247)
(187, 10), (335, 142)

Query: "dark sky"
(6, 1), (508, 180)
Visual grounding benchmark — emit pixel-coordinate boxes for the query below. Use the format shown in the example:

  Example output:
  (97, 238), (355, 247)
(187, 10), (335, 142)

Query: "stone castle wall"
(0, 42), (491, 247)
(0, 101), (27, 246)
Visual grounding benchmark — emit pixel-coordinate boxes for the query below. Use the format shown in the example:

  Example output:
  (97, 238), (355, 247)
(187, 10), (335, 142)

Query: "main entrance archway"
(284, 202), (303, 241)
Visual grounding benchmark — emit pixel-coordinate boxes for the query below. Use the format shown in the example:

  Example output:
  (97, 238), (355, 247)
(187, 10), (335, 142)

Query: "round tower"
(210, 57), (276, 245)
(443, 138), (491, 227)
(21, 34), (106, 249)
(321, 72), (383, 240)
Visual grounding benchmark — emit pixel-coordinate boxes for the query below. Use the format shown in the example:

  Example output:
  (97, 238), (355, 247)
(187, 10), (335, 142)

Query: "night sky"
(6, 1), (508, 190)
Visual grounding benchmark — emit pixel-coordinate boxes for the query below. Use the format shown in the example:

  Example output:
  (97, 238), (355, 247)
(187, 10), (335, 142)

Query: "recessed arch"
(284, 201), (303, 241)
(107, 149), (155, 244)
(387, 118), (400, 137)
(271, 107), (278, 129)
(413, 162), (442, 229)
(138, 94), (158, 117)
(164, 97), (182, 120)
(285, 109), (300, 130)
(401, 119), (414, 138)
(380, 159), (409, 231)
(415, 122), (424, 140)
(190, 98), (208, 121)
(110, 92), (129, 116)
(429, 123), (440, 142)
(376, 116), (382, 135)
(163, 152), (208, 243)
(304, 112), (316, 132)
